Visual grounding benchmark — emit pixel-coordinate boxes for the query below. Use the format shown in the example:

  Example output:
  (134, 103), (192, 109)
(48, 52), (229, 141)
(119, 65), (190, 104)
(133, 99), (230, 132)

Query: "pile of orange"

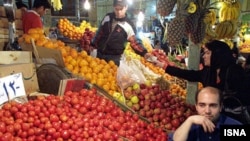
(64, 49), (119, 95)
(170, 83), (187, 99)
(57, 18), (97, 41)
(140, 58), (165, 75)
(18, 27), (119, 96)
(18, 28), (47, 44)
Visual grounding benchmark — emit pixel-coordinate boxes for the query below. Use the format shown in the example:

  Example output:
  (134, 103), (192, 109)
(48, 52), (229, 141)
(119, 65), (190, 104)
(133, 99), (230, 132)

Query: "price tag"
(0, 73), (26, 105)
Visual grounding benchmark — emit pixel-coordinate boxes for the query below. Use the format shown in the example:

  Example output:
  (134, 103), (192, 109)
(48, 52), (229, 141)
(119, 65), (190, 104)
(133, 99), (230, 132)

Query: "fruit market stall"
(1, 0), (250, 140)
(0, 80), (169, 140)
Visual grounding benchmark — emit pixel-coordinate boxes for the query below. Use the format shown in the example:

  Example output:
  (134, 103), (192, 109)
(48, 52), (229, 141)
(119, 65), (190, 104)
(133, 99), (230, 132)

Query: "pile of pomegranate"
(123, 84), (197, 131)
(0, 88), (167, 141)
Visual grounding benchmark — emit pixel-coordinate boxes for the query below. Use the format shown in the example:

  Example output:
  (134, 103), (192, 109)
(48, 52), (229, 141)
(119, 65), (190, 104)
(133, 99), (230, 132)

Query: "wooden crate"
(0, 6), (22, 19)
(0, 6), (24, 46)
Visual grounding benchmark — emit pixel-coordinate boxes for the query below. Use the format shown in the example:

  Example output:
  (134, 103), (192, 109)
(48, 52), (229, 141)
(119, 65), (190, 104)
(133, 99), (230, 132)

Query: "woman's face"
(113, 5), (127, 19)
(202, 47), (212, 66)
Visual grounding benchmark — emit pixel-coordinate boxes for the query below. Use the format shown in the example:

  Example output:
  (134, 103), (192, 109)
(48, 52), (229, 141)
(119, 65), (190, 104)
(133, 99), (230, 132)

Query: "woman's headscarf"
(202, 40), (237, 89)
(205, 40), (236, 69)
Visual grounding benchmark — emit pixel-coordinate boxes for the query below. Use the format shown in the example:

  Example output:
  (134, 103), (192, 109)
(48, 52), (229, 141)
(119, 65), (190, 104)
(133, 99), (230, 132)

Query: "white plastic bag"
(116, 56), (146, 90)
(90, 49), (97, 58)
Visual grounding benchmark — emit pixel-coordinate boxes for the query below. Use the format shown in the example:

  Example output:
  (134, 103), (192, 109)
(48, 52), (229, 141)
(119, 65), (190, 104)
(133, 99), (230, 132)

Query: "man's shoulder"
(220, 114), (242, 125)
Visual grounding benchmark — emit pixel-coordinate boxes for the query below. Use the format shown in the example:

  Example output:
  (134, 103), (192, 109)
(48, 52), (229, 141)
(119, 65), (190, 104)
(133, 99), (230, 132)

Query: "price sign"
(0, 73), (26, 105)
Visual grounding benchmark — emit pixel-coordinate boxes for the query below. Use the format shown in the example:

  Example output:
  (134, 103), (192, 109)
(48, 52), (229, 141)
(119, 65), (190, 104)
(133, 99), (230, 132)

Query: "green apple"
(130, 95), (139, 104)
(113, 92), (121, 99)
(132, 83), (140, 90)
(118, 95), (126, 103)
(126, 101), (133, 108)
(145, 80), (152, 87)
(126, 86), (133, 92)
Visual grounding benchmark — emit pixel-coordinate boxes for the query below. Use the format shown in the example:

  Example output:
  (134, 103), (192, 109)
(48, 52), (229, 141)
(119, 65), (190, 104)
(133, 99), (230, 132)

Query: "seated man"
(172, 86), (242, 141)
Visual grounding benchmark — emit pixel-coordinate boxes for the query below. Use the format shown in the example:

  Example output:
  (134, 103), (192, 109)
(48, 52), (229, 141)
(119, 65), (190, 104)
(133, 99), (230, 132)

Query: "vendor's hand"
(154, 60), (164, 68)
(144, 52), (153, 60)
(187, 115), (215, 133)
(89, 46), (95, 52)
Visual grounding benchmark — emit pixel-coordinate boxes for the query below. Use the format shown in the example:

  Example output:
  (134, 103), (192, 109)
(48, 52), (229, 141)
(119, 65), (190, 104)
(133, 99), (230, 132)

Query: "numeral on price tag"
(0, 73), (26, 105)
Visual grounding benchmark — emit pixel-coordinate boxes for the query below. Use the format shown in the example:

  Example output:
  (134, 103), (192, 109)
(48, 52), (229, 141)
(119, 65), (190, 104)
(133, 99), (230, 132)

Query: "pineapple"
(157, 0), (177, 17)
(167, 17), (186, 47)
(185, 0), (200, 35)
(191, 19), (206, 44)
(185, 11), (200, 35)
(165, 0), (190, 47)
(189, 0), (211, 44)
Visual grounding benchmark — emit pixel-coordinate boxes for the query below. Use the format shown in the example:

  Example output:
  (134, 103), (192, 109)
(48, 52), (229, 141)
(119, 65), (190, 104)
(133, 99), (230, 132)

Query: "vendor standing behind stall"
(91, 0), (151, 66)
(22, 0), (51, 34)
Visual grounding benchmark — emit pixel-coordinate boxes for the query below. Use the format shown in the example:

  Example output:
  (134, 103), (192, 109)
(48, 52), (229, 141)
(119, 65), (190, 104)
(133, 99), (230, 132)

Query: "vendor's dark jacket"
(165, 40), (250, 106)
(92, 12), (147, 56)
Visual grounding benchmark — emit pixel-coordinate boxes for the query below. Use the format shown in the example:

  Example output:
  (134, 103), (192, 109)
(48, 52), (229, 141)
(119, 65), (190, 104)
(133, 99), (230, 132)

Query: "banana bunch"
(215, 20), (237, 39)
(51, 0), (63, 11)
(223, 39), (234, 49)
(205, 23), (217, 39)
(203, 9), (217, 25)
(218, 1), (241, 22)
(203, 9), (218, 41)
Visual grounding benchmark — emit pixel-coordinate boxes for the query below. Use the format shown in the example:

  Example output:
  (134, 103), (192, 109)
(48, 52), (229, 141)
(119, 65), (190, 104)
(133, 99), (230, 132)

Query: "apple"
(171, 118), (181, 128)
(118, 96), (125, 103)
(113, 92), (121, 99)
(132, 103), (140, 111)
(130, 96), (139, 104)
(153, 108), (161, 115)
(124, 91), (133, 99)
(145, 80), (152, 87)
(132, 83), (140, 90)
(165, 123), (172, 130)
(126, 101), (133, 108)
(140, 88), (148, 96)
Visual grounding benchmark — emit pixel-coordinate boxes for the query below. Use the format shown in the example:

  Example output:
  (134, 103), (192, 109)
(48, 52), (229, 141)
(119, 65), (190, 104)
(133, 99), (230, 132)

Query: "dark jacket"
(92, 12), (147, 56)
(165, 40), (250, 105)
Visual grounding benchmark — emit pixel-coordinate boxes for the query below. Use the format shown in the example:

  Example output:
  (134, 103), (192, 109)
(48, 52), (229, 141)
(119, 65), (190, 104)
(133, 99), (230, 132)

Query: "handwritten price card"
(0, 73), (26, 105)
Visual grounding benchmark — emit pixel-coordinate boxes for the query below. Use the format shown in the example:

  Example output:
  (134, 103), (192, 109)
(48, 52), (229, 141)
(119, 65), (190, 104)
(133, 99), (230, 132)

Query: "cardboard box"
(0, 51), (32, 64)
(20, 42), (65, 67)
(0, 63), (39, 95)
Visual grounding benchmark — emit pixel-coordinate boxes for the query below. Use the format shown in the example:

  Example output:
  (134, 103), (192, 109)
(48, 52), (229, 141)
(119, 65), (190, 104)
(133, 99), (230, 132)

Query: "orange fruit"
(79, 50), (88, 58)
(86, 56), (92, 62)
(78, 60), (88, 67)
(28, 28), (38, 34)
(85, 73), (92, 81)
(97, 73), (104, 79)
(69, 59), (77, 67)
(44, 41), (54, 48)
(72, 66), (79, 74)
(29, 33), (40, 41)
(24, 35), (32, 43)
(65, 56), (73, 63)
(65, 63), (73, 71)
(70, 49), (78, 58)
(80, 66), (88, 73)
(108, 60), (115, 66)
(102, 84), (110, 91)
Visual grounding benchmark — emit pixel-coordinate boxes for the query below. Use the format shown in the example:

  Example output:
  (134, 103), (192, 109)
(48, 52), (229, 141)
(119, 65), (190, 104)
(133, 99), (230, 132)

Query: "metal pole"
(75, 0), (80, 22)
